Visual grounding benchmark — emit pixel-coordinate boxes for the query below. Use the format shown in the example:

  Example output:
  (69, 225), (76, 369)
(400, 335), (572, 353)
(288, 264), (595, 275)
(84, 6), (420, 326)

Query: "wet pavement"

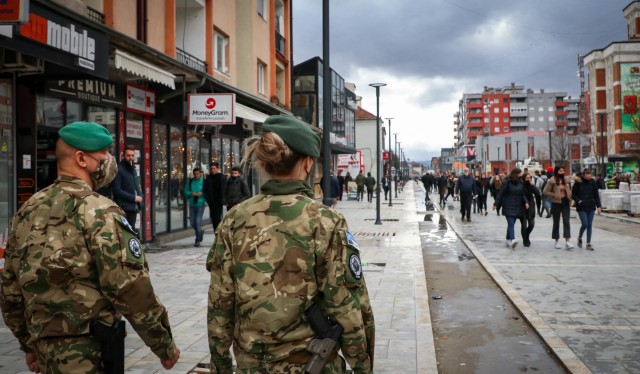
(421, 185), (640, 374)
(418, 203), (566, 373)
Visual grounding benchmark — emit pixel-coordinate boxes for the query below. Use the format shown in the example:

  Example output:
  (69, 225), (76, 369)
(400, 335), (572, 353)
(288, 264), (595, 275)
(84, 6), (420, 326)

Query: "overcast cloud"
(292, 0), (629, 162)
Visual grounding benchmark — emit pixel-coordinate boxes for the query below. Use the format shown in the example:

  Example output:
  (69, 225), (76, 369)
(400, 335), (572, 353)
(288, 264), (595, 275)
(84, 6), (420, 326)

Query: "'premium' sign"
(188, 94), (235, 125)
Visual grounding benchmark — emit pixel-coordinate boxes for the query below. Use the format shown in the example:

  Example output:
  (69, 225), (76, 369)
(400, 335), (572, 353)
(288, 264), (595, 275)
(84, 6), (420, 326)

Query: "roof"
(356, 107), (377, 120)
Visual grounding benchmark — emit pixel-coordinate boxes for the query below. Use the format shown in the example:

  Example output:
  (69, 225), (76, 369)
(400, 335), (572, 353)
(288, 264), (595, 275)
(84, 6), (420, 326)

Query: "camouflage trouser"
(34, 336), (104, 374)
(237, 355), (346, 374)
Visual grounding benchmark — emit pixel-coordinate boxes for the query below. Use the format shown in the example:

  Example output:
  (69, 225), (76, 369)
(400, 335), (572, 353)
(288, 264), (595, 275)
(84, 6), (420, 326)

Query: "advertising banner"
(188, 93), (235, 125)
(620, 63), (640, 132)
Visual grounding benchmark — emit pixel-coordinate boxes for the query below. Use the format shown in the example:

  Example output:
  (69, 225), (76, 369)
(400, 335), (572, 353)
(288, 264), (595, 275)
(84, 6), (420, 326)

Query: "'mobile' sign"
(188, 93), (235, 125)
(3, 3), (108, 78)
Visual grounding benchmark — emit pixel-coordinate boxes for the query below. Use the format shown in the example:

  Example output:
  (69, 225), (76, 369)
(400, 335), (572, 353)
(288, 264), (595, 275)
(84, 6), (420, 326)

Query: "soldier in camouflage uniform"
(0, 122), (180, 373)
(206, 115), (375, 373)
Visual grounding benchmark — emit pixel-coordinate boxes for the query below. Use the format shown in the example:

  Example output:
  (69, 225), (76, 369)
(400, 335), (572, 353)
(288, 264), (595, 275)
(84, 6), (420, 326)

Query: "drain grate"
(364, 218), (399, 221)
(352, 231), (396, 237)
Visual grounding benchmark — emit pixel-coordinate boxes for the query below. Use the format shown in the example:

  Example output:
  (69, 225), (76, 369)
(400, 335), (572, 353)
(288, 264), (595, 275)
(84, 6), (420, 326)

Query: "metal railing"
(275, 31), (286, 56)
(176, 48), (208, 72)
(87, 6), (105, 24)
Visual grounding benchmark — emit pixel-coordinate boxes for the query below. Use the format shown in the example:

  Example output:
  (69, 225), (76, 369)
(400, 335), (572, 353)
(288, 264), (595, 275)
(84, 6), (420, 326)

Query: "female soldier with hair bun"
(206, 115), (375, 373)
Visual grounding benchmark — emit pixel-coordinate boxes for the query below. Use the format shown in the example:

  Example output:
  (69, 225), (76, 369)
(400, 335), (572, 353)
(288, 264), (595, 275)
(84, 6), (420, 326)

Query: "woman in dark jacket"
(493, 168), (529, 249)
(521, 173), (541, 247)
(476, 173), (489, 215)
(571, 169), (602, 250)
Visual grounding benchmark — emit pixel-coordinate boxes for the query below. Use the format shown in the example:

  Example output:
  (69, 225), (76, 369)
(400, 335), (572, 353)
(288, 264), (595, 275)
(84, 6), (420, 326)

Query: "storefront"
(1, 1), (110, 244)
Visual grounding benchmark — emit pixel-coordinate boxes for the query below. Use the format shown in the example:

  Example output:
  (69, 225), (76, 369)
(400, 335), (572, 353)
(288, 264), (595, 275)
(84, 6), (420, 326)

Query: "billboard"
(620, 63), (640, 132)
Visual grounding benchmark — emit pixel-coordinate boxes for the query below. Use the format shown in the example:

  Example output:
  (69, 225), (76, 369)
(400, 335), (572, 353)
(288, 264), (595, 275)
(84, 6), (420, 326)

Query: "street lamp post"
(515, 140), (520, 166)
(484, 102), (492, 174)
(548, 129), (553, 167)
(599, 112), (606, 177)
(321, 0), (332, 207)
(394, 133), (399, 198)
(369, 83), (386, 225)
(397, 141), (402, 194)
(385, 118), (394, 207)
(497, 146), (501, 173)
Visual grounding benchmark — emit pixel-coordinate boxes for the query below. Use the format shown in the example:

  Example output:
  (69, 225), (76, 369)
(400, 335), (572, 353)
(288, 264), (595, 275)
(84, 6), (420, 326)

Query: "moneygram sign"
(188, 93), (235, 125)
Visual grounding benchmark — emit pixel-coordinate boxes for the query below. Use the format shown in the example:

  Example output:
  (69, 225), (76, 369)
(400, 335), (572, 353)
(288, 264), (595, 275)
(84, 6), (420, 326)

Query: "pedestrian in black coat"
(204, 162), (227, 232)
(572, 169), (602, 250)
(493, 168), (529, 249)
(521, 173), (541, 247)
(112, 146), (143, 231)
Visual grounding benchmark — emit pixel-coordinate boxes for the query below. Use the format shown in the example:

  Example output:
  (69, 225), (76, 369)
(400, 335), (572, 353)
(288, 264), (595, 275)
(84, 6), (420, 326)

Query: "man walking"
(223, 166), (250, 211)
(455, 167), (477, 221)
(365, 172), (376, 202)
(421, 172), (432, 201)
(0, 122), (180, 373)
(185, 167), (206, 246)
(203, 162), (227, 232)
(355, 171), (365, 202)
(112, 146), (143, 232)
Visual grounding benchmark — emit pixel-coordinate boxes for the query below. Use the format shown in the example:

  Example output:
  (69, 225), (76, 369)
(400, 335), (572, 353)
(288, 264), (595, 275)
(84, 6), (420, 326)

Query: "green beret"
(262, 115), (320, 158)
(58, 121), (113, 152)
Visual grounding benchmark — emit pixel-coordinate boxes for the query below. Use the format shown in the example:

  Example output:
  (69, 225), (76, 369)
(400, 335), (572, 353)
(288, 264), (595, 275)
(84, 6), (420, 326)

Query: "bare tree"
(553, 131), (571, 168)
(535, 148), (549, 164)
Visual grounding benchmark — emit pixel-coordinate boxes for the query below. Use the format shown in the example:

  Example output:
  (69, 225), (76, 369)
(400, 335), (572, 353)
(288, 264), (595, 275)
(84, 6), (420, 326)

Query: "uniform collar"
(56, 175), (92, 189)
(260, 179), (314, 198)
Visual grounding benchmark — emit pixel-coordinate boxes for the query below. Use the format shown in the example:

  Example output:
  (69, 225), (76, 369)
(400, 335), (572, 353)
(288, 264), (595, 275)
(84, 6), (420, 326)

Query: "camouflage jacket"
(206, 179), (375, 373)
(0, 176), (176, 361)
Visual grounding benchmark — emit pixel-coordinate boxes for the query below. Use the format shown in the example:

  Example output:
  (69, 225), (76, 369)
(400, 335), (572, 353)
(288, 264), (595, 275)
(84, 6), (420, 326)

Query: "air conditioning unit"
(1, 50), (44, 74)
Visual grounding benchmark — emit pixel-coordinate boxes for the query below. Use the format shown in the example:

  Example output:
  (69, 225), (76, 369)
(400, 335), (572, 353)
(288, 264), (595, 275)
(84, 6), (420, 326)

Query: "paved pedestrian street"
(1, 181), (639, 373)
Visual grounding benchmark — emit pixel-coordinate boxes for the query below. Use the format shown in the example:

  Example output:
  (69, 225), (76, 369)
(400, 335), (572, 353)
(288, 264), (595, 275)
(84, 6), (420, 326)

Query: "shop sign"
(126, 85), (155, 115)
(3, 3), (109, 77)
(0, 0), (29, 24)
(45, 79), (124, 106)
(188, 93), (235, 125)
(126, 119), (143, 139)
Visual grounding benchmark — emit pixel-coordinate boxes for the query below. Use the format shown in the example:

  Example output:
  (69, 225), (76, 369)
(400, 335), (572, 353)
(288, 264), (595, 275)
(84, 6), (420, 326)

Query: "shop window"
(211, 136), (221, 164)
(222, 138), (231, 172)
(169, 126), (185, 230)
(153, 124), (169, 234)
(0, 79), (14, 240)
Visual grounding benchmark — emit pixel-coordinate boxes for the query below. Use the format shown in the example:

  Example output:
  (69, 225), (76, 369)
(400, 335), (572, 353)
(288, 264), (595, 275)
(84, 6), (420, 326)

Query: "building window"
(503, 117), (508, 122)
(257, 0), (268, 20)
(494, 117), (499, 123)
(503, 126), (509, 132)
(503, 107), (508, 113)
(257, 61), (266, 95)
(494, 127), (500, 133)
(214, 30), (229, 74)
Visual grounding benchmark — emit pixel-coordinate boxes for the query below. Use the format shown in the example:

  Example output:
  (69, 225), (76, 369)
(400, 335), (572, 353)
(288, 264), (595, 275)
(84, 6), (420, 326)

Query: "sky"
(291, 0), (630, 163)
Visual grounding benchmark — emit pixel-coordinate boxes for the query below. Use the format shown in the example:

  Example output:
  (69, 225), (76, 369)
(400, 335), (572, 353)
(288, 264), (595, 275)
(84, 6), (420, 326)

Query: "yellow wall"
(147, 1), (167, 52)
(113, 0), (136, 39)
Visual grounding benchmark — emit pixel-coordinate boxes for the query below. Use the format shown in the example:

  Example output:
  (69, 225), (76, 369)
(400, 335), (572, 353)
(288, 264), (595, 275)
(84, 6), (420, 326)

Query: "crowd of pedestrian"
(420, 163), (617, 251)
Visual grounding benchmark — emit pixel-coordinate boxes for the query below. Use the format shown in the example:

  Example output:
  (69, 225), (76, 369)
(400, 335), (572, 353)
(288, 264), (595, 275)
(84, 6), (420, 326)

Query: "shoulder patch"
(129, 237), (142, 259)
(344, 229), (360, 252)
(348, 252), (363, 280)
(116, 216), (137, 234)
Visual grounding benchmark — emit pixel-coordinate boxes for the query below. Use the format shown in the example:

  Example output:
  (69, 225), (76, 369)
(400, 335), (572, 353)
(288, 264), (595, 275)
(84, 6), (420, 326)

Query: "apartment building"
(454, 84), (583, 174)
(0, 0), (293, 242)
(582, 0), (640, 177)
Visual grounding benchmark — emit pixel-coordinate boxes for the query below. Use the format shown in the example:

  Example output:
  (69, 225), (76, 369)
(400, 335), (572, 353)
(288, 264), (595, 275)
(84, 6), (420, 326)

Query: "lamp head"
(369, 83), (387, 88)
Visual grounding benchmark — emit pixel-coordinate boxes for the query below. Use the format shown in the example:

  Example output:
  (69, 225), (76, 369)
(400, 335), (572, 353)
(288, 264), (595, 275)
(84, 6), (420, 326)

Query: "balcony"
(276, 31), (286, 57)
(555, 111), (568, 117)
(176, 48), (207, 73)
(555, 101), (569, 107)
(556, 120), (569, 127)
(87, 6), (105, 24)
